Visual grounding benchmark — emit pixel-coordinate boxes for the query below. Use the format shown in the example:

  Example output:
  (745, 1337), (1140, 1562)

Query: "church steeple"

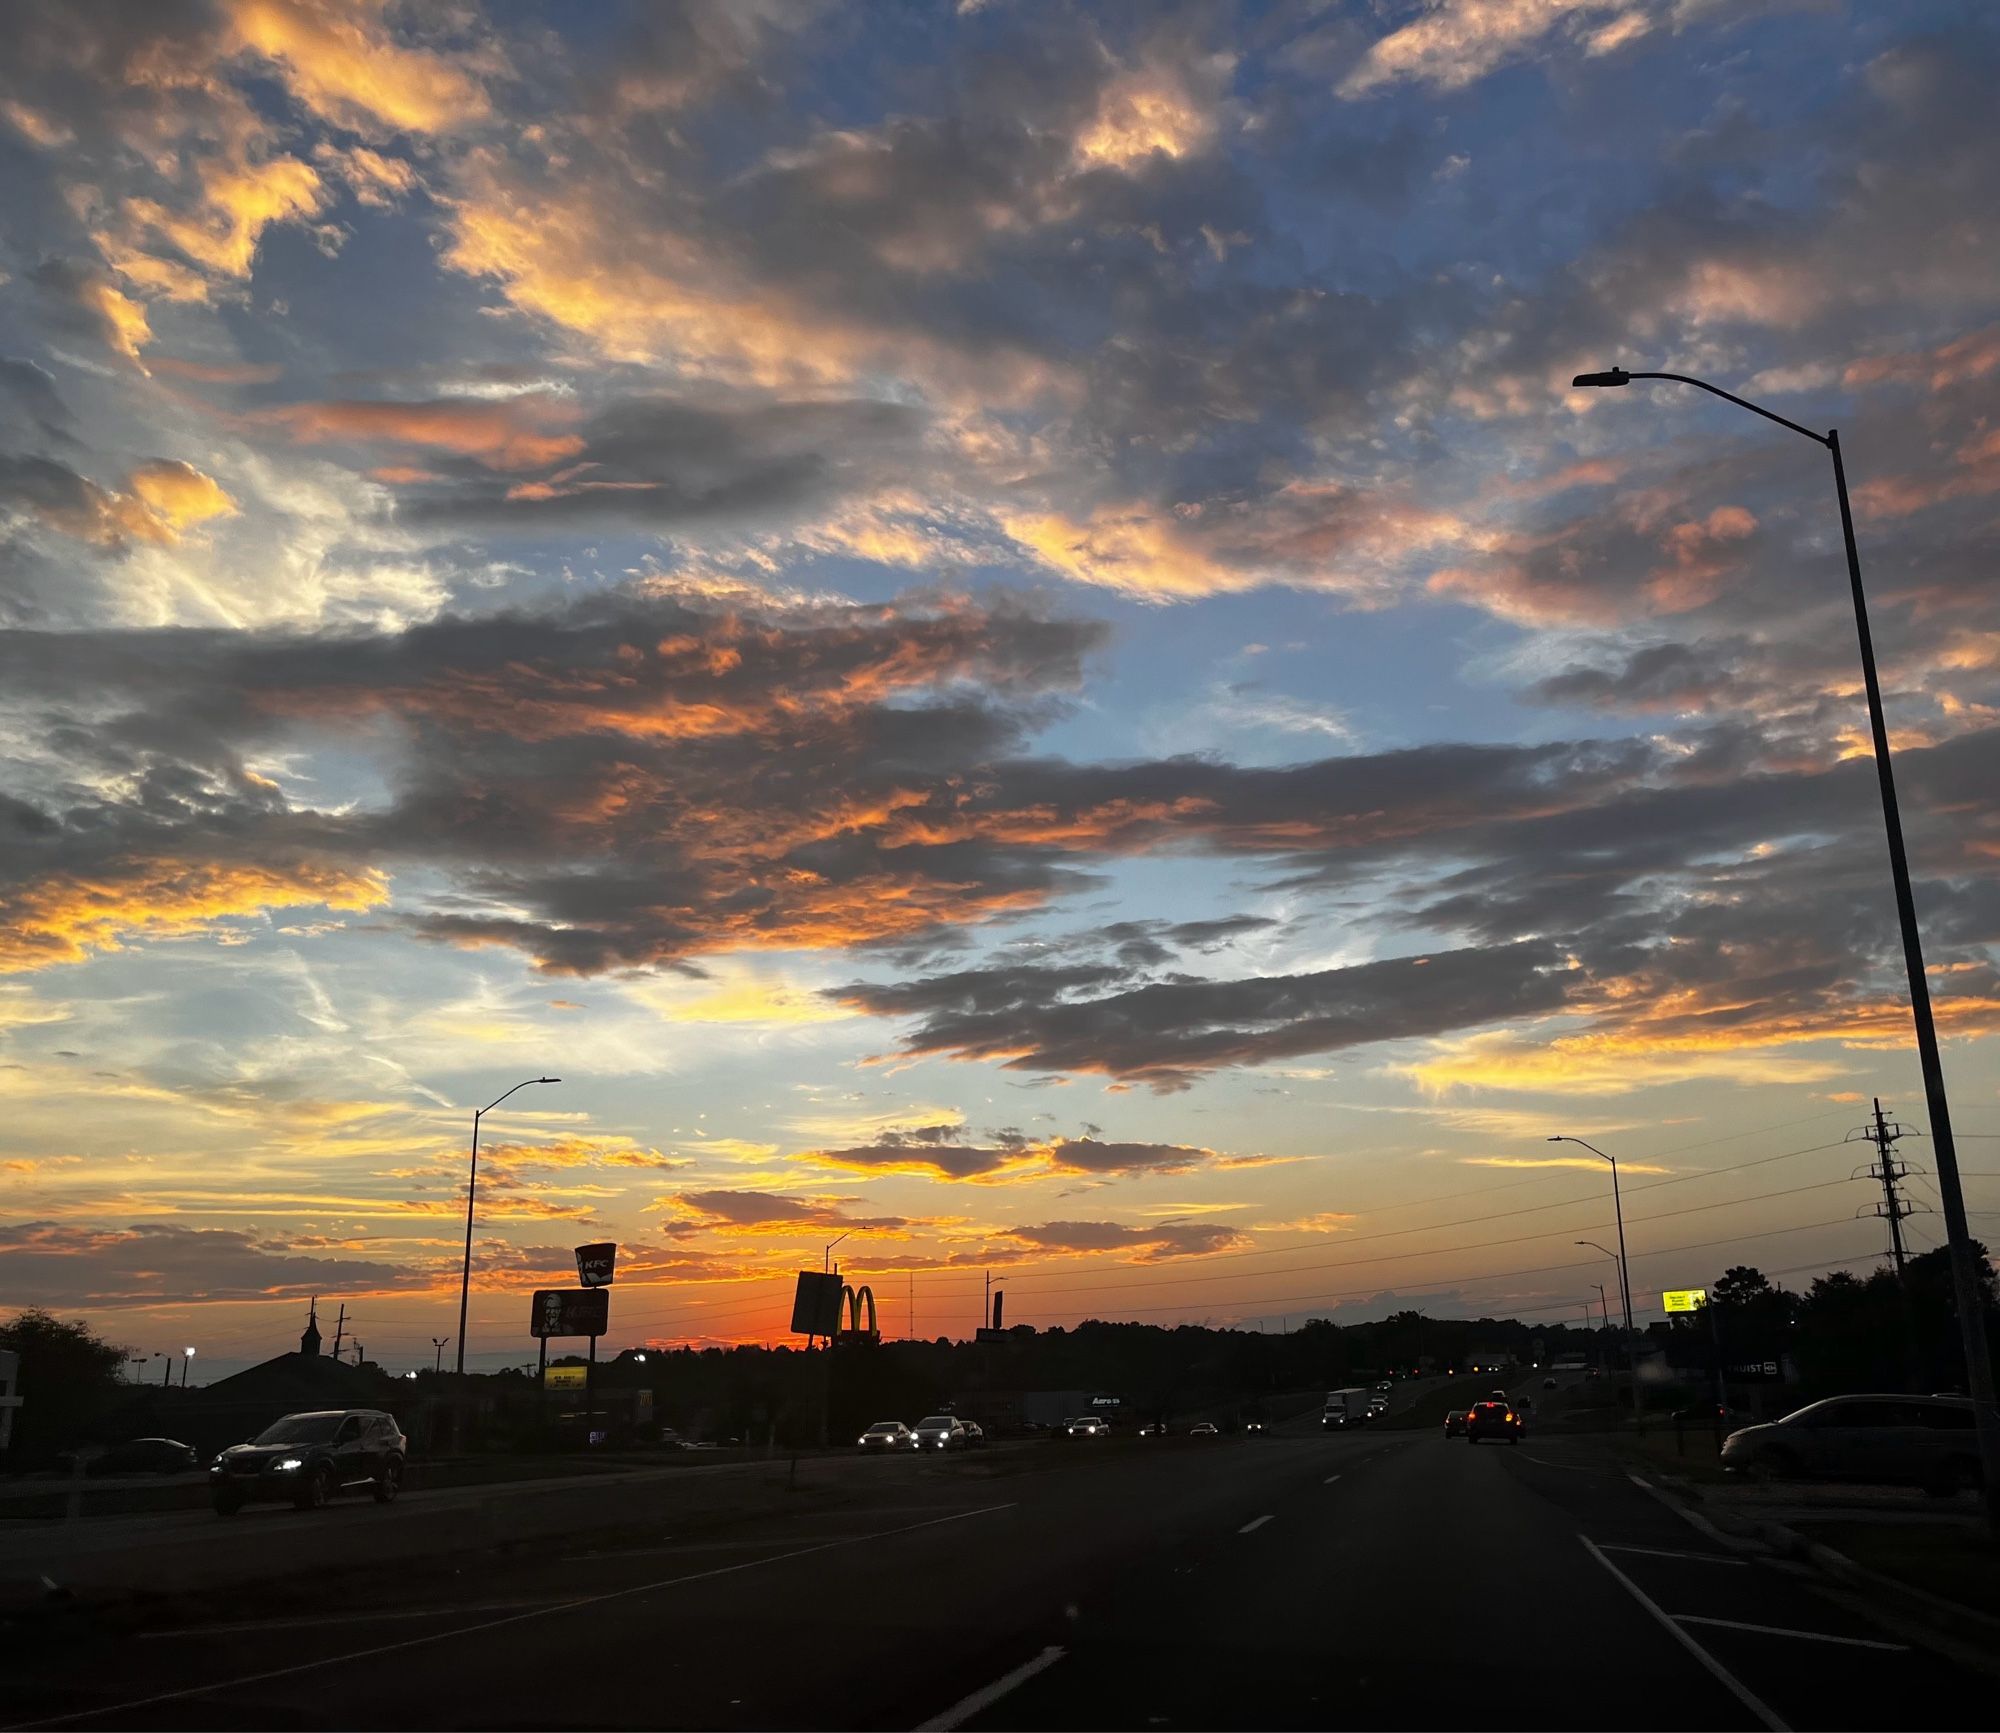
(301, 1296), (322, 1357)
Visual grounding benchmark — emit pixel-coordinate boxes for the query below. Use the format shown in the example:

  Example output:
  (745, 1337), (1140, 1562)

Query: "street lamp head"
(1547, 1135), (1564, 1143)
(1571, 368), (1630, 388)
(539, 1076), (561, 1084)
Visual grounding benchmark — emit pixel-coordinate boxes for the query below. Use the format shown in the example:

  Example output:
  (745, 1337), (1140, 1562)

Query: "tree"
(0, 1309), (129, 1464)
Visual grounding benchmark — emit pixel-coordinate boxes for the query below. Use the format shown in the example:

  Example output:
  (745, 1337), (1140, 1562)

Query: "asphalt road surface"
(4, 1401), (1988, 1731)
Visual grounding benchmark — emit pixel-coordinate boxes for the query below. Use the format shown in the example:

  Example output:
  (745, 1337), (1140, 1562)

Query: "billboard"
(1661, 1288), (1708, 1314)
(575, 1242), (617, 1288)
(544, 1364), (586, 1392)
(530, 1288), (610, 1338)
(790, 1270), (844, 1336)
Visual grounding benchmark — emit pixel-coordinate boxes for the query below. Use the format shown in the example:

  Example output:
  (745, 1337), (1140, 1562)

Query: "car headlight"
(274, 1457), (304, 1472)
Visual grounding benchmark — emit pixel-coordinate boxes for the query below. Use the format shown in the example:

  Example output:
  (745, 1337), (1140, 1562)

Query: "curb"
(1749, 1517), (2000, 1650)
(1627, 1468), (2000, 1672)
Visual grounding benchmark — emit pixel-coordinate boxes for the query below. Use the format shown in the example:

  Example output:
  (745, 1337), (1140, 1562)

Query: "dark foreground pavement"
(2, 1417), (1989, 1732)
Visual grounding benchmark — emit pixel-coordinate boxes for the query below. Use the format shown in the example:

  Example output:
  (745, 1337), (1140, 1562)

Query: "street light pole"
(432, 1337), (449, 1377)
(1572, 365), (2000, 1533)
(1554, 1142), (1633, 1335)
(454, 1076), (560, 1445)
(181, 1347), (194, 1389)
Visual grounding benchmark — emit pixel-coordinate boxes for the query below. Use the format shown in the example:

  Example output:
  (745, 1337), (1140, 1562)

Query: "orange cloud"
(126, 459), (239, 535)
(223, 0), (491, 133)
(265, 397), (585, 471)
(123, 155), (325, 282)
(0, 858), (389, 972)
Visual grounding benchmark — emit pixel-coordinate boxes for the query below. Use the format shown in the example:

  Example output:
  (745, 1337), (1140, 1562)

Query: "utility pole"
(1854, 1098), (1916, 1276)
(983, 1270), (991, 1332)
(909, 1270), (915, 1342)
(331, 1303), (347, 1363)
(432, 1337), (449, 1376)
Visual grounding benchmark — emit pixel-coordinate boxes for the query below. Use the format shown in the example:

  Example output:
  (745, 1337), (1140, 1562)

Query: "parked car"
(1465, 1401), (1523, 1445)
(856, 1420), (914, 1450)
(1443, 1410), (1468, 1439)
(1720, 1395), (1981, 1495)
(959, 1418), (986, 1448)
(1138, 1420), (1169, 1437)
(83, 1438), (198, 1477)
(911, 1414), (968, 1451)
(1063, 1415), (1109, 1438)
(1188, 1421), (1220, 1437)
(210, 1409), (405, 1514)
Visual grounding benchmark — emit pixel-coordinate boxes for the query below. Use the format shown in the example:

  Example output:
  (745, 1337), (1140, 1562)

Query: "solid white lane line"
(138, 1601), (562, 1638)
(1323, 1474), (1341, 1484)
(914, 1644), (1067, 1732)
(1597, 1544), (1749, 1567)
(4, 1503), (1019, 1732)
(1672, 1615), (1909, 1651)
(1238, 1514), (1275, 1533)
(1579, 1535), (1787, 1733)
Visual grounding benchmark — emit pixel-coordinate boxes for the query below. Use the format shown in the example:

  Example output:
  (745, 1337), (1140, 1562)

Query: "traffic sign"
(1661, 1288), (1708, 1314)
(575, 1242), (617, 1287)
(790, 1271), (844, 1336)
(530, 1288), (609, 1338)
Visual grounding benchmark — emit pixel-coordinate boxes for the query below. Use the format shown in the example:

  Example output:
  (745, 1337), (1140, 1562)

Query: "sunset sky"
(3, 0), (1999, 1377)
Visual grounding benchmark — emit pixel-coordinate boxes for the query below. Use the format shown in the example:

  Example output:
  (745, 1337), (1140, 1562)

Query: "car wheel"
(212, 1488), (245, 1517)
(296, 1464), (335, 1510)
(372, 1459), (402, 1504)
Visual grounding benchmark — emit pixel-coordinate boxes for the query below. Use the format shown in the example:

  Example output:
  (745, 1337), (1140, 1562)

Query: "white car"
(1064, 1415), (1109, 1438)
(856, 1420), (914, 1451)
(911, 1414), (968, 1450)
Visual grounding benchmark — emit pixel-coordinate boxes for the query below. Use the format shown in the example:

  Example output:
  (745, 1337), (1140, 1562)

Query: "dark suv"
(210, 1409), (406, 1514)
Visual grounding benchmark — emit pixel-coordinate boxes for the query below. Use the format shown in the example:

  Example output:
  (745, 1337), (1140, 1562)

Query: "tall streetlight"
(431, 1337), (449, 1377)
(1572, 364), (2000, 1532)
(1551, 1138), (1633, 1335)
(181, 1347), (195, 1389)
(454, 1078), (561, 1386)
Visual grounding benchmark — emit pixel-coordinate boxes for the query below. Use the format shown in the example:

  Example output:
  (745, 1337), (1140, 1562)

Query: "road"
(3, 1392), (1989, 1731)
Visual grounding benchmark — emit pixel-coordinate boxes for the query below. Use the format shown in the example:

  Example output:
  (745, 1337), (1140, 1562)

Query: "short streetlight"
(1572, 364), (2000, 1533)
(453, 1077), (560, 1448)
(181, 1347), (195, 1389)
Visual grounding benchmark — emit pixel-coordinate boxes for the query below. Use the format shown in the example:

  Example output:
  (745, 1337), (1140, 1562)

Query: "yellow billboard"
(1661, 1288), (1707, 1313)
(545, 1364), (587, 1390)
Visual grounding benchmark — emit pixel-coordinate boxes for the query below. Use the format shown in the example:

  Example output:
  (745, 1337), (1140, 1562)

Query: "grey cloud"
(0, 1220), (430, 1309)
(837, 941), (1572, 1092)
(998, 1220), (1247, 1262)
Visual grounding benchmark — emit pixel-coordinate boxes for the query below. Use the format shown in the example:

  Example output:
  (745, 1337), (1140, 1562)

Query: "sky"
(3, 0), (1999, 1379)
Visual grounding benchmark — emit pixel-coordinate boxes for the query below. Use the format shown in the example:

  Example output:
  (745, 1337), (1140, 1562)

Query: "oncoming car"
(857, 1420), (914, 1450)
(1064, 1415), (1109, 1438)
(911, 1414), (968, 1450)
(210, 1410), (405, 1513)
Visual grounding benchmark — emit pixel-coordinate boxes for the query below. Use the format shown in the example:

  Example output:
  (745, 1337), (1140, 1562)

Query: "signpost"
(1661, 1288), (1707, 1314)
(531, 1288), (610, 1443)
(575, 1242), (617, 1288)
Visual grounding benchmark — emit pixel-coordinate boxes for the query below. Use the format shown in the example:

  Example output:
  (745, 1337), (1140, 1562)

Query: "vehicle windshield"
(251, 1414), (343, 1446)
(916, 1416), (953, 1428)
(866, 1422), (902, 1432)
